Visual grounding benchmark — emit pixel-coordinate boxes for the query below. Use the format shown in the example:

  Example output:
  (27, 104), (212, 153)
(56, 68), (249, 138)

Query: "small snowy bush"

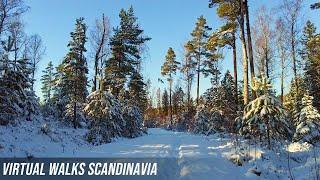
(293, 93), (320, 144)
(193, 105), (210, 135)
(193, 106), (223, 135)
(122, 103), (146, 138)
(40, 123), (51, 135)
(64, 102), (86, 128)
(84, 91), (125, 145)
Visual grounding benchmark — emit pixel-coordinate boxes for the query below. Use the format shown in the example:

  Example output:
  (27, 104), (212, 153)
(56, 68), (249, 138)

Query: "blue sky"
(23, 0), (320, 100)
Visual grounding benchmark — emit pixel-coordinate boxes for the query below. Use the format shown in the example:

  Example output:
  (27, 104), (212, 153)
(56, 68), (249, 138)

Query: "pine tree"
(189, 15), (211, 105)
(293, 93), (320, 144)
(193, 105), (211, 135)
(209, 21), (239, 106)
(161, 47), (180, 127)
(209, 0), (250, 105)
(59, 17), (88, 128)
(105, 6), (150, 98)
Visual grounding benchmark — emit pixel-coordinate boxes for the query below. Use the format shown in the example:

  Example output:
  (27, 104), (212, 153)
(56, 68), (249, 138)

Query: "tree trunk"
(169, 76), (173, 128)
(244, 0), (256, 99)
(239, 0), (249, 105)
(291, 23), (298, 93)
(73, 102), (77, 129)
(232, 32), (238, 108)
(93, 14), (106, 92)
(196, 49), (201, 106)
(280, 48), (285, 104)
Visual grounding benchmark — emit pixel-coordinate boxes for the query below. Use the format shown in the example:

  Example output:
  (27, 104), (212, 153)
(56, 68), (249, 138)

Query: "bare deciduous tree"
(280, 0), (303, 92)
(0, 0), (28, 38)
(252, 6), (274, 79)
(27, 34), (46, 91)
(90, 14), (110, 92)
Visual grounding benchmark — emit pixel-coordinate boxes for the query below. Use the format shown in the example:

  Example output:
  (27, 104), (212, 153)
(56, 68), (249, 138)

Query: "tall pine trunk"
(265, 39), (270, 78)
(232, 32), (238, 108)
(169, 75), (173, 128)
(239, 0), (249, 105)
(280, 47), (285, 104)
(244, 0), (256, 99)
(196, 47), (201, 106)
(73, 102), (77, 129)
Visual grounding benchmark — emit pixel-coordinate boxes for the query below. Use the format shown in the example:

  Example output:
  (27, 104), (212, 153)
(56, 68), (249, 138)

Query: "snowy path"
(2, 125), (314, 179)
(75, 128), (252, 179)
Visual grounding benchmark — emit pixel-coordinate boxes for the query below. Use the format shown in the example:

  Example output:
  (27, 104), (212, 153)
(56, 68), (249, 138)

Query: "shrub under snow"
(84, 91), (125, 145)
(193, 105), (224, 135)
(122, 103), (146, 138)
(293, 93), (320, 144)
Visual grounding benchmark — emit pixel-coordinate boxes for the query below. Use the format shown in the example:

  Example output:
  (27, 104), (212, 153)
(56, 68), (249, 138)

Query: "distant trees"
(162, 89), (169, 117)
(161, 47), (180, 127)
(41, 61), (55, 103)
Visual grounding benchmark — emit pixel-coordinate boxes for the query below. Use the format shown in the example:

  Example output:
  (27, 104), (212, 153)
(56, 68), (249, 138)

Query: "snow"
(1, 118), (320, 179)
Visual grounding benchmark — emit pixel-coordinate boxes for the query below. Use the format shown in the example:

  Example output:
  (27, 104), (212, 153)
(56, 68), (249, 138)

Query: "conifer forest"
(1, 0), (320, 179)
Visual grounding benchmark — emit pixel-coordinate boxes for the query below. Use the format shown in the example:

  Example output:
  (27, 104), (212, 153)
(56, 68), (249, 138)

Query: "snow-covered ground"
(0, 119), (319, 179)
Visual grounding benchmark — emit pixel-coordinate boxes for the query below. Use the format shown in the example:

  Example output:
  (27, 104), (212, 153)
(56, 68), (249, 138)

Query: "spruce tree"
(40, 61), (56, 115)
(41, 61), (55, 103)
(59, 17), (88, 128)
(301, 21), (320, 110)
(128, 70), (148, 112)
(84, 90), (125, 145)
(162, 89), (169, 117)
(293, 93), (320, 144)
(0, 36), (38, 124)
(241, 76), (293, 148)
(161, 47), (180, 128)
(220, 71), (238, 126)
(172, 86), (184, 116)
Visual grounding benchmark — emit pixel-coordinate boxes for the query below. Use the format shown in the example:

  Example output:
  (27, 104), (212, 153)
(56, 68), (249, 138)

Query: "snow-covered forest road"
(0, 124), (317, 180)
(76, 128), (249, 179)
